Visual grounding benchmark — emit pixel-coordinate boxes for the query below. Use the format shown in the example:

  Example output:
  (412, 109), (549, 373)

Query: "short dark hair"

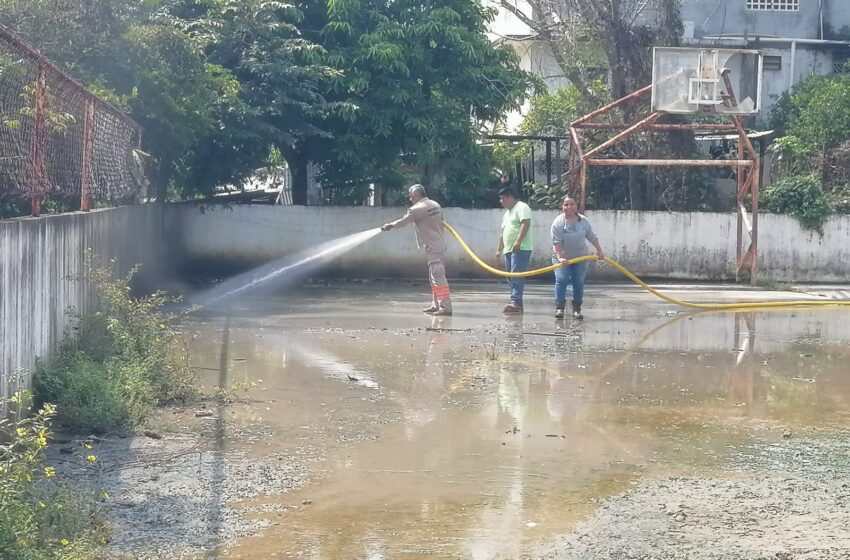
(498, 187), (517, 198)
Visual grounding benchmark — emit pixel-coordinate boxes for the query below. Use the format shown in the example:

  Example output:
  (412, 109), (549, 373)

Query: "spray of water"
(189, 228), (382, 309)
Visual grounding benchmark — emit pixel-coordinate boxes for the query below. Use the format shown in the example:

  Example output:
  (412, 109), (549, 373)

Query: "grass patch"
(754, 278), (802, 292)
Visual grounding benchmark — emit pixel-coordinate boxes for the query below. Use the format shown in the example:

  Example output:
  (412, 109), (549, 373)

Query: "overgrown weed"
(34, 260), (197, 433)
(1, 389), (108, 559)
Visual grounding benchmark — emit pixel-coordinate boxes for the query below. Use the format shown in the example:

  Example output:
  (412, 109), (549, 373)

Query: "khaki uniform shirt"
(390, 197), (447, 253)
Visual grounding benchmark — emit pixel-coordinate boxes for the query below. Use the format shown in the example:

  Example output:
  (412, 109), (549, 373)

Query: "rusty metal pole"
(732, 115), (759, 284)
(579, 160), (587, 212)
(750, 155), (760, 284)
(586, 159), (753, 167)
(569, 126), (583, 200)
(30, 63), (47, 217)
(81, 98), (95, 211)
(736, 170), (743, 280)
(734, 118), (746, 281)
(575, 123), (738, 131)
(571, 84), (653, 127)
(583, 112), (663, 160)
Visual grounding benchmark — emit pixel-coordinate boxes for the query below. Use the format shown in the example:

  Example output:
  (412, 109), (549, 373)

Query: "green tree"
(770, 74), (850, 159)
(296, 0), (538, 204)
(768, 73), (850, 214)
(178, 0), (343, 203)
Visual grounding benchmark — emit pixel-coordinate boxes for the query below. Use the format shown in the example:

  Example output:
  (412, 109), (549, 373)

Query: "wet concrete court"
(183, 281), (850, 559)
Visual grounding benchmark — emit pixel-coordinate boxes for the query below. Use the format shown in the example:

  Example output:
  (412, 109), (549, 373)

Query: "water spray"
(188, 227), (382, 310)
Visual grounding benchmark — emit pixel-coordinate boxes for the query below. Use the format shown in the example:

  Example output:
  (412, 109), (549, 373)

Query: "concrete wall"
(681, 1), (849, 41)
(168, 204), (850, 283)
(0, 205), (163, 403)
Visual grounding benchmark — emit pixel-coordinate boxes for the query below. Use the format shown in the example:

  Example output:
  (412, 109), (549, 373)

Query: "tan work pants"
(426, 251), (452, 311)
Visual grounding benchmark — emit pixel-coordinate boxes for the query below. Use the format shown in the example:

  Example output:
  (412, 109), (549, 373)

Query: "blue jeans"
(504, 250), (532, 304)
(553, 257), (588, 304)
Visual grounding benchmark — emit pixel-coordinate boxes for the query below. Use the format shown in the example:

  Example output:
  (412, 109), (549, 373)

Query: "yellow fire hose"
(443, 222), (850, 311)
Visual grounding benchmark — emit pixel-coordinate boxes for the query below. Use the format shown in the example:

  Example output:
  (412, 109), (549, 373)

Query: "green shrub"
(34, 353), (130, 433)
(34, 262), (196, 433)
(762, 174), (832, 234)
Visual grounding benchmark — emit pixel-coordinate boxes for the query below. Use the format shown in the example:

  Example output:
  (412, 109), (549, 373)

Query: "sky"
(484, 0), (532, 37)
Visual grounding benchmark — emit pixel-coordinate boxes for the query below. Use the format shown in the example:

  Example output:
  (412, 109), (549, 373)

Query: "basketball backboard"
(651, 47), (763, 115)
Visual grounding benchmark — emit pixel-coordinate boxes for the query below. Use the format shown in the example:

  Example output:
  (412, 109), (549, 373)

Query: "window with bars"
(763, 55), (782, 70)
(834, 53), (850, 74)
(746, 0), (799, 11)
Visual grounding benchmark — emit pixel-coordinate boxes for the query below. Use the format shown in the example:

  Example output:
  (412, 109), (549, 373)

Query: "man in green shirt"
(496, 187), (533, 313)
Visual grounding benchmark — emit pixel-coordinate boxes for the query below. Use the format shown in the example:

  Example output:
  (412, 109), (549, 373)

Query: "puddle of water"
(180, 283), (850, 559)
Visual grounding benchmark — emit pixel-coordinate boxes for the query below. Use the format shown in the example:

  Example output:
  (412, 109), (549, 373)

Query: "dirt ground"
(49, 280), (850, 559)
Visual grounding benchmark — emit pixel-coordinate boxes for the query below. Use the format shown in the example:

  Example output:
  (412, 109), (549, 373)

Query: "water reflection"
(399, 315), (449, 439)
(185, 303), (850, 559)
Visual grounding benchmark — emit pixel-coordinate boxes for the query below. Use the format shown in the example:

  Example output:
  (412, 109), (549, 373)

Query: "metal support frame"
(568, 84), (761, 284)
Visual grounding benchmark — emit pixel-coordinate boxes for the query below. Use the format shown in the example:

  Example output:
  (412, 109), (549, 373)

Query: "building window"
(834, 53), (850, 74)
(763, 55), (782, 71)
(746, 0), (798, 11)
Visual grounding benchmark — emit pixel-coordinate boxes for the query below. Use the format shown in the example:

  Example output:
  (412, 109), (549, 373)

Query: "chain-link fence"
(0, 25), (143, 215)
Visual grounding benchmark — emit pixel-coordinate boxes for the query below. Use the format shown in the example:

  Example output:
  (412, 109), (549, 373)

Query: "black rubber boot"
(554, 301), (565, 319)
(571, 300), (583, 320)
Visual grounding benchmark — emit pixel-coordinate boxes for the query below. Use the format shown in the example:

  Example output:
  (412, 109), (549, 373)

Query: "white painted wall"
(3, 202), (846, 405)
(0, 206), (164, 402)
(168, 204), (850, 283)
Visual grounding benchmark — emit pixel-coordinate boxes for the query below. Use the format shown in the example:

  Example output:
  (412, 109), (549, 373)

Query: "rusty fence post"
(81, 98), (95, 211)
(30, 63), (47, 216)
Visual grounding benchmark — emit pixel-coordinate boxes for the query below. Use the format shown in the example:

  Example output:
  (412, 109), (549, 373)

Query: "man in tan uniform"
(381, 184), (452, 316)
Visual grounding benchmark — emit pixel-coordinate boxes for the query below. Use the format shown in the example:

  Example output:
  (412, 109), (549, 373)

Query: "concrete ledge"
(167, 204), (850, 283)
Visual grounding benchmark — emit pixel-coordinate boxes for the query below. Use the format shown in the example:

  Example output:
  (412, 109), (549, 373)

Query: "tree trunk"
(281, 145), (309, 205)
(154, 158), (172, 203)
(628, 164), (644, 210)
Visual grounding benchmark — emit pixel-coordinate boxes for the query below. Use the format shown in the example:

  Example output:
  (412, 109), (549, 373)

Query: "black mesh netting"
(0, 26), (143, 210)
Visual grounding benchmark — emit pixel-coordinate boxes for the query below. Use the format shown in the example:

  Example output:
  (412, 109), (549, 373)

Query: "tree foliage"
(171, 0), (344, 201)
(294, 0), (538, 203)
(769, 72), (850, 215)
(770, 74), (850, 156)
(762, 174), (832, 234)
(0, 0), (536, 204)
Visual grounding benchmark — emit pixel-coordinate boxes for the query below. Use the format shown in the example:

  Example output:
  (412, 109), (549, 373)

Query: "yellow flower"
(60, 539), (70, 546)
(44, 467), (55, 478)
(83, 443), (93, 450)
(86, 455), (97, 463)
(39, 501), (46, 509)
(41, 403), (55, 415)
(15, 427), (27, 437)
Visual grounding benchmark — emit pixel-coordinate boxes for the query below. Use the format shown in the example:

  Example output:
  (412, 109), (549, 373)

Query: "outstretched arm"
(382, 208), (416, 231)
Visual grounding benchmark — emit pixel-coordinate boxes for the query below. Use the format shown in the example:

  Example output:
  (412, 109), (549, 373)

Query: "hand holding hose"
(381, 223), (393, 232)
